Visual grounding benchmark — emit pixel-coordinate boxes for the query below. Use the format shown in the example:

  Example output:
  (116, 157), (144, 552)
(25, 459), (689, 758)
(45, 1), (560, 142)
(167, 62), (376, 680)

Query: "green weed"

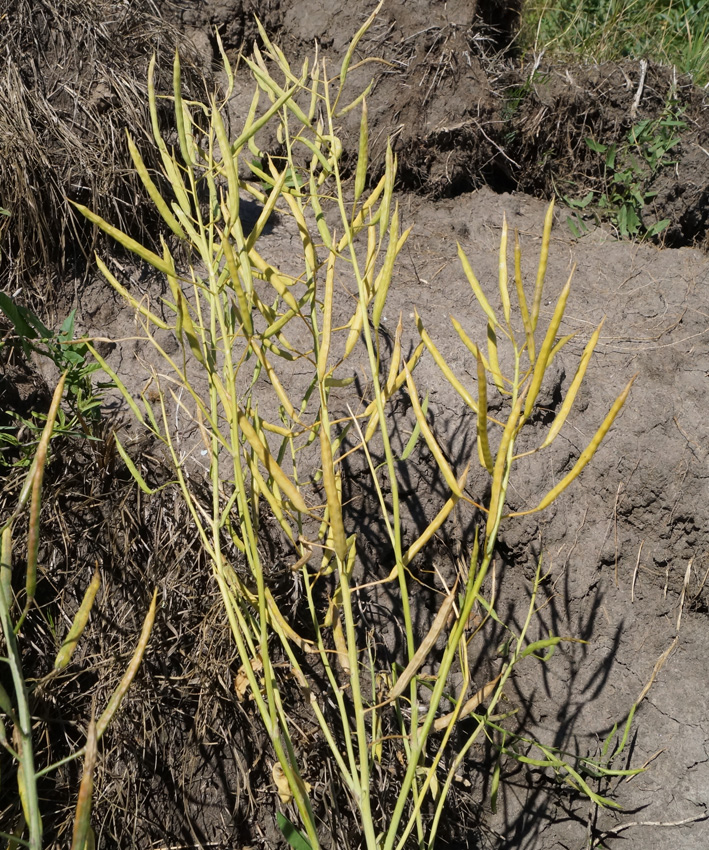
(0, 294), (109, 467)
(564, 107), (686, 238)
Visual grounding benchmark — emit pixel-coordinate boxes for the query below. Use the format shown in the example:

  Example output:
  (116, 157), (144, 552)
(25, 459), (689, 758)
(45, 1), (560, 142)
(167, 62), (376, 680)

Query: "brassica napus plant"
(77, 8), (639, 847)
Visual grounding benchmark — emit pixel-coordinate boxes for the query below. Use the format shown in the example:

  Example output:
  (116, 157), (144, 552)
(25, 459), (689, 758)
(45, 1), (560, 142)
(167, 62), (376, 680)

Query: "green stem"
(0, 575), (42, 849)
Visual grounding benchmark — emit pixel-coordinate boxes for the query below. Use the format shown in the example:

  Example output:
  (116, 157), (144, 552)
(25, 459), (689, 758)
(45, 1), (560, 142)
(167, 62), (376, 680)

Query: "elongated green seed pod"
(499, 213), (511, 325)
(354, 98), (369, 203)
(528, 376), (636, 514)
(55, 569), (101, 670)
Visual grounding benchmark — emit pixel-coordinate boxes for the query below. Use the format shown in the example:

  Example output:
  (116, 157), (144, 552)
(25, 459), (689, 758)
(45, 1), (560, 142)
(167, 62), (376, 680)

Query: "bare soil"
(2, 1), (709, 849)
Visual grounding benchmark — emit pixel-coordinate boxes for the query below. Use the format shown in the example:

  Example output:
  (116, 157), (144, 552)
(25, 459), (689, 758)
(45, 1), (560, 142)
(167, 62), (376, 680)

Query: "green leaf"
(565, 191), (594, 210)
(114, 436), (157, 495)
(0, 292), (50, 342)
(646, 219), (670, 237)
(585, 137), (607, 153)
(566, 215), (588, 239)
(59, 310), (77, 340)
(276, 813), (313, 850)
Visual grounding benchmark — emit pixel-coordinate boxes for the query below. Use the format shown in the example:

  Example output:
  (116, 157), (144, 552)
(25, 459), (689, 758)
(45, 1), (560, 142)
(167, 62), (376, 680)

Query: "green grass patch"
(521, 0), (709, 86)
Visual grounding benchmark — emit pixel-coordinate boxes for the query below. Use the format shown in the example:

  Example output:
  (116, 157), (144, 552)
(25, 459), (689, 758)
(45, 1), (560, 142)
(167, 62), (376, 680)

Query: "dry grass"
(0, 0), (204, 294)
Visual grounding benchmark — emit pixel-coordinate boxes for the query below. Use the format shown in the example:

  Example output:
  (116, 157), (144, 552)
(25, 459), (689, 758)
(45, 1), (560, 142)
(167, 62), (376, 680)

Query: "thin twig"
(630, 59), (648, 119)
(631, 540), (643, 602)
(590, 812), (707, 848)
(676, 558), (693, 632)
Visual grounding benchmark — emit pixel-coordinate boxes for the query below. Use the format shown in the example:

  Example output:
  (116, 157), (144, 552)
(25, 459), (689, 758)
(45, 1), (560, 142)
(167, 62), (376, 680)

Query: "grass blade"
(277, 813), (313, 850)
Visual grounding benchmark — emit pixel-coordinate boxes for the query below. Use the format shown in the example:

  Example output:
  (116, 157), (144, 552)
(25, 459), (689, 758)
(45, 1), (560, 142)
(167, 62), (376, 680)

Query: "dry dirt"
(2, 1), (709, 849)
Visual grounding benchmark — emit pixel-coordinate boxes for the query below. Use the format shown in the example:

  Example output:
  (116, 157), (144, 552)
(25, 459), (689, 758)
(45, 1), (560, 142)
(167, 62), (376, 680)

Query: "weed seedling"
(565, 106), (686, 239)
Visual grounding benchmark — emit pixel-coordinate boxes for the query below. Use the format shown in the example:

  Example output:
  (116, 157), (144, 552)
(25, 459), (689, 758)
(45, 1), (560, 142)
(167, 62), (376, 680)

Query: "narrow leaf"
(113, 436), (156, 495)
(276, 813), (313, 850)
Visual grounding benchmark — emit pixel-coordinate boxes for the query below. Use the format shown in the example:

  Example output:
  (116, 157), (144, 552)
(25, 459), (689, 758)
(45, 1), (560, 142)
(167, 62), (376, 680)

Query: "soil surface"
(2, 2), (709, 849)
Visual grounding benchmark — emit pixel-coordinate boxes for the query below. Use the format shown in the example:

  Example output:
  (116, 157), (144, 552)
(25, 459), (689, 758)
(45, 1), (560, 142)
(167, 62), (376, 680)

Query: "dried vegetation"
(0, 0), (203, 291)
